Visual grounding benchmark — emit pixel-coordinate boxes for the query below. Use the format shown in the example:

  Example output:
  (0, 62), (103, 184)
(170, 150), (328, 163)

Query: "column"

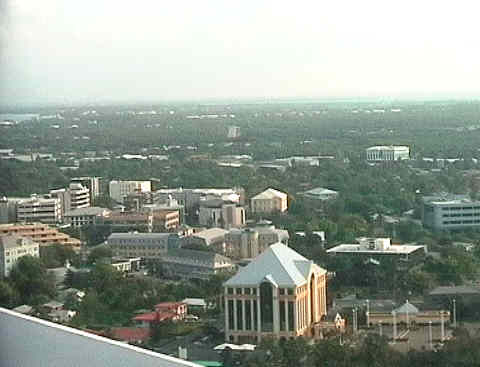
(242, 299), (246, 331)
(250, 299), (255, 333)
(225, 296), (229, 333)
(293, 299), (298, 333)
(233, 297), (238, 331)
(285, 300), (289, 333)
(273, 288), (280, 335)
(257, 287), (262, 334)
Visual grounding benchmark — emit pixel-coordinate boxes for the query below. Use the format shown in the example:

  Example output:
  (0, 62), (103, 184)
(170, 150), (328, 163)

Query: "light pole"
(406, 299), (409, 329)
(429, 321), (433, 350)
(441, 311), (445, 341)
(379, 320), (383, 337)
(392, 311), (397, 344)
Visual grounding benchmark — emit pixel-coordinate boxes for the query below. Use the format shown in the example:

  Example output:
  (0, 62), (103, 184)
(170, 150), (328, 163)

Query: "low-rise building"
(366, 145), (410, 161)
(326, 237), (425, 261)
(250, 188), (288, 214)
(133, 302), (188, 328)
(107, 232), (180, 259)
(0, 223), (81, 250)
(64, 207), (111, 228)
(161, 249), (235, 280)
(224, 242), (327, 343)
(422, 194), (480, 230)
(186, 228), (229, 253)
(300, 187), (339, 201)
(0, 235), (40, 277)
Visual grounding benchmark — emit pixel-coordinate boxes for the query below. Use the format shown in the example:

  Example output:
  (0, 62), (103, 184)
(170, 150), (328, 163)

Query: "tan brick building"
(224, 243), (327, 343)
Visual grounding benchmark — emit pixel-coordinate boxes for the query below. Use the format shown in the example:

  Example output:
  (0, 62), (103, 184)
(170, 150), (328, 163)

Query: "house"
(250, 188), (288, 214)
(224, 242), (327, 343)
(133, 302), (187, 328)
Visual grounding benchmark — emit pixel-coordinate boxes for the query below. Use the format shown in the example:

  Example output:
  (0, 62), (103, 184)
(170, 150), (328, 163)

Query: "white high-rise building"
(0, 235), (40, 277)
(16, 195), (62, 224)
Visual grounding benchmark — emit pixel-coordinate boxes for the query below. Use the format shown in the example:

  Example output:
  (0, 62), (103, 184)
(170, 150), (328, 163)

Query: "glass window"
(245, 301), (252, 330)
(236, 300), (243, 330)
(260, 282), (274, 332)
(279, 288), (285, 295)
(280, 300), (286, 331)
(288, 288), (294, 295)
(252, 288), (257, 295)
(244, 288), (251, 295)
(288, 301), (294, 331)
(228, 300), (234, 330)
(227, 287), (234, 295)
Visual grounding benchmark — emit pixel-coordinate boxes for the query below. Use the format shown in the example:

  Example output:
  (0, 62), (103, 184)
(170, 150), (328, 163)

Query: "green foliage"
(39, 244), (77, 268)
(0, 280), (19, 308)
(8, 255), (56, 304)
(87, 246), (113, 265)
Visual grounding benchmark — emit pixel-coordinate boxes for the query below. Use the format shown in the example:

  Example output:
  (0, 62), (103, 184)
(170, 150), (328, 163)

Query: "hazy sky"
(1, 1), (480, 106)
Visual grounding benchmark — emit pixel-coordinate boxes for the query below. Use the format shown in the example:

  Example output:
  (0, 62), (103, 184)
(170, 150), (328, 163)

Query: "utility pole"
(379, 321), (383, 337)
(441, 311), (445, 341)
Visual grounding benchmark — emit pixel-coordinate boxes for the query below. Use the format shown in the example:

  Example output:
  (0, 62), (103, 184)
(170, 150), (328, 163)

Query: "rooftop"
(0, 308), (201, 367)
(251, 188), (287, 200)
(326, 243), (424, 255)
(193, 228), (229, 242)
(225, 242), (326, 287)
(65, 207), (110, 217)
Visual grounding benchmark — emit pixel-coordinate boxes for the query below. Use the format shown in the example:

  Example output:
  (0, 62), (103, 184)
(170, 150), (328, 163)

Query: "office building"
(109, 180), (151, 204)
(0, 235), (40, 277)
(107, 232), (180, 259)
(16, 195), (62, 224)
(225, 221), (289, 259)
(64, 207), (111, 228)
(366, 145), (410, 161)
(70, 177), (101, 203)
(422, 194), (480, 230)
(198, 199), (245, 229)
(224, 243), (327, 342)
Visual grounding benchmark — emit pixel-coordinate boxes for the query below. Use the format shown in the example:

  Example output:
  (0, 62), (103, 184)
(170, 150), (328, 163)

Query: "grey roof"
(0, 234), (38, 250)
(303, 187), (338, 196)
(108, 232), (172, 239)
(224, 243), (326, 287)
(0, 308), (201, 367)
(429, 286), (480, 296)
(166, 248), (232, 264)
(64, 207), (110, 217)
(394, 302), (419, 314)
(193, 228), (229, 242)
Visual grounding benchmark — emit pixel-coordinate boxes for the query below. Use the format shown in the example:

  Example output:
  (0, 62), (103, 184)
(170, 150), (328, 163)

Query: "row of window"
(443, 213), (480, 217)
(227, 287), (294, 295)
(442, 220), (480, 225)
(441, 206), (480, 211)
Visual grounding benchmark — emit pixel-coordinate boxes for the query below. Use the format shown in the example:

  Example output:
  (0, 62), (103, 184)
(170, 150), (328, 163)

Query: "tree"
(8, 256), (56, 304)
(0, 280), (19, 308)
(87, 246), (113, 265)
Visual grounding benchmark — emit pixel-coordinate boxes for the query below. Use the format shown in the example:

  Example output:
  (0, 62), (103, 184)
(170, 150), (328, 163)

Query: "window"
(260, 282), (274, 332)
(245, 301), (252, 330)
(279, 288), (285, 295)
(244, 288), (251, 295)
(280, 300), (286, 331)
(227, 288), (234, 295)
(288, 301), (294, 331)
(288, 288), (294, 295)
(236, 300), (243, 330)
(252, 288), (257, 295)
(228, 300), (234, 330)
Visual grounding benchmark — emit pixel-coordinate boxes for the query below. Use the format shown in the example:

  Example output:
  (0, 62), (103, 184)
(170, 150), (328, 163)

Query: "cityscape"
(2, 1), (480, 367)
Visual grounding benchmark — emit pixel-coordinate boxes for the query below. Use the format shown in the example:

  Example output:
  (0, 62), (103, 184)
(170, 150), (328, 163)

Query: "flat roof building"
(422, 194), (480, 230)
(0, 235), (39, 277)
(366, 145), (410, 162)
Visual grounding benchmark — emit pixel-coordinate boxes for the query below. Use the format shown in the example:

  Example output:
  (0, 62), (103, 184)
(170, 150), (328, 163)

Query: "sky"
(1, 1), (480, 106)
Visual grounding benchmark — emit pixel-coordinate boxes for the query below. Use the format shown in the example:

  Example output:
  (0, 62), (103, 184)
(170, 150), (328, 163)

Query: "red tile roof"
(133, 312), (158, 322)
(155, 302), (185, 310)
(110, 327), (150, 342)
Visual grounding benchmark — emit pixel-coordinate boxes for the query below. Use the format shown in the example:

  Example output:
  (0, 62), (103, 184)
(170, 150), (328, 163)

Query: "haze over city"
(1, 0), (480, 107)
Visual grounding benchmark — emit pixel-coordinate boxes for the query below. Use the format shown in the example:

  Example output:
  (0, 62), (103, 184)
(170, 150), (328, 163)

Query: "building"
(109, 257), (141, 273)
(227, 126), (241, 139)
(422, 194), (480, 230)
(366, 145), (410, 162)
(326, 237), (425, 261)
(198, 199), (245, 229)
(109, 180), (151, 204)
(0, 308), (202, 367)
(224, 243), (327, 342)
(367, 301), (450, 326)
(250, 188), (288, 214)
(68, 183), (91, 210)
(225, 221), (289, 259)
(106, 209), (180, 232)
(0, 197), (19, 224)
(186, 228), (229, 253)
(300, 187), (339, 201)
(161, 248), (235, 280)
(0, 235), (39, 277)
(0, 223), (81, 250)
(133, 302), (188, 328)
(154, 188), (244, 214)
(16, 195), (62, 224)
(107, 232), (180, 259)
(70, 177), (101, 203)
(64, 207), (111, 228)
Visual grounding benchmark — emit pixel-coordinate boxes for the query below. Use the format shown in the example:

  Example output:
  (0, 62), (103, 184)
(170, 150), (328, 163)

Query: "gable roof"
(251, 188), (287, 200)
(394, 302), (419, 314)
(224, 243), (326, 287)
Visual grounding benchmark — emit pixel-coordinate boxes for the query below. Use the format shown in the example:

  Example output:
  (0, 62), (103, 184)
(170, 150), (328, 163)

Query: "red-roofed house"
(133, 302), (187, 328)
